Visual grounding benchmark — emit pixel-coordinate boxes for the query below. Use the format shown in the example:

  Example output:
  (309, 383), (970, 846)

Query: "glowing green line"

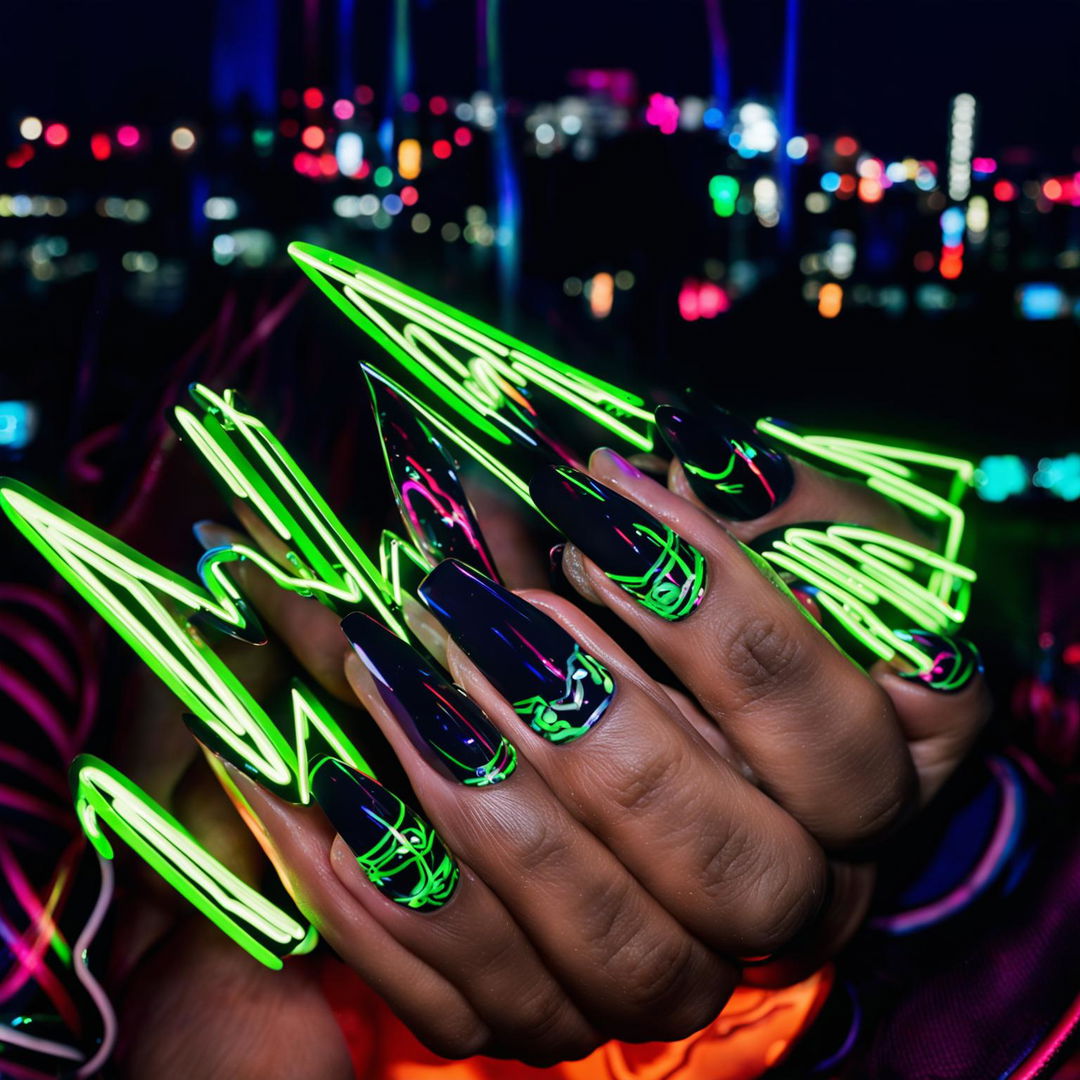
(72, 756), (315, 969)
(0, 480), (372, 803)
(759, 523), (975, 667)
(288, 242), (656, 468)
(755, 419), (973, 603)
(176, 384), (408, 640)
(378, 529), (433, 606)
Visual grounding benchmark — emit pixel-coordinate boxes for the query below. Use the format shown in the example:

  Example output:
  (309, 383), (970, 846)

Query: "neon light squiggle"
(755, 523), (976, 667)
(71, 756), (315, 969)
(0, 480), (372, 804)
(755, 419), (974, 603)
(175, 383), (408, 639)
(288, 242), (655, 460)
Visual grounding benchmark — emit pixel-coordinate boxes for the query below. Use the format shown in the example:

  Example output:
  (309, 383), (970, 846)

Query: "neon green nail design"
(606, 523), (708, 621)
(512, 645), (615, 743)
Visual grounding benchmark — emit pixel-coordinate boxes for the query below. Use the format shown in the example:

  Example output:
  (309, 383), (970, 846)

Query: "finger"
(655, 403), (927, 545)
(310, 759), (603, 1065)
(194, 520), (357, 703)
(339, 616), (740, 1042)
(871, 631), (989, 805)
(533, 456), (917, 850)
(415, 560), (827, 957)
(209, 758), (494, 1061)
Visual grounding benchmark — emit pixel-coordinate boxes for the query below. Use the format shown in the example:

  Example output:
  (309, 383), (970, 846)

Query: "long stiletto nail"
(894, 629), (983, 692)
(419, 559), (615, 744)
(529, 465), (707, 622)
(341, 612), (517, 786)
(310, 756), (459, 911)
(366, 368), (501, 580)
(655, 403), (793, 520)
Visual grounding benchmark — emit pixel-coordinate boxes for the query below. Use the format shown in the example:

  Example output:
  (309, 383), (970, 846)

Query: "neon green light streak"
(378, 529), (432, 606)
(760, 523), (976, 668)
(0, 481), (370, 803)
(755, 419), (973, 603)
(289, 681), (375, 805)
(176, 384), (408, 640)
(72, 756), (314, 970)
(288, 242), (655, 453)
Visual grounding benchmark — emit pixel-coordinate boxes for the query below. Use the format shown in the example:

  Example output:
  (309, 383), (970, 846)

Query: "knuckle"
(488, 798), (573, 880)
(420, 1017), (490, 1061)
(716, 614), (807, 709)
(505, 985), (576, 1049)
(702, 818), (827, 954)
(604, 738), (688, 816)
(841, 764), (915, 848)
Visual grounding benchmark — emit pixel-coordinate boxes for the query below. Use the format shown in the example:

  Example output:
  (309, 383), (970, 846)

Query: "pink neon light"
(1009, 990), (1080, 1080)
(870, 757), (1019, 934)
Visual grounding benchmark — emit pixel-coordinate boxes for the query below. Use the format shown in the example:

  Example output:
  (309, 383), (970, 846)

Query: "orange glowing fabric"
(321, 959), (832, 1080)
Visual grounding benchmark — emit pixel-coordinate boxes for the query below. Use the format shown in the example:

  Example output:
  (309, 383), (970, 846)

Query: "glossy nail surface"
(342, 612), (517, 786)
(894, 629), (983, 692)
(655, 403), (794, 521)
(367, 368), (500, 580)
(530, 465), (707, 622)
(310, 757), (459, 910)
(420, 559), (615, 744)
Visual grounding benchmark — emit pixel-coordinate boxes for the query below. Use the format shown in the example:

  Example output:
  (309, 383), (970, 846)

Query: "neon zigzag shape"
(288, 241), (656, 460)
(72, 755), (316, 969)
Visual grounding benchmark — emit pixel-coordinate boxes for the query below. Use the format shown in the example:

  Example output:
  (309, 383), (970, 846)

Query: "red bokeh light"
(90, 133), (112, 161)
(834, 135), (858, 157)
(301, 126), (326, 150)
(116, 125), (140, 148)
(303, 87), (324, 110)
(453, 126), (472, 147)
(44, 123), (69, 147)
(432, 139), (452, 159)
(429, 96), (448, 115)
(400, 185), (419, 206)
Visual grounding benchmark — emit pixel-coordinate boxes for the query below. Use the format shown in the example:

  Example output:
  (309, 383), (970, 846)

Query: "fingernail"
(529, 465), (707, 622)
(366, 369), (501, 581)
(654, 404), (793, 520)
(193, 519), (234, 551)
(310, 756), (459, 911)
(341, 612), (517, 786)
(419, 559), (616, 744)
(893, 629), (983, 692)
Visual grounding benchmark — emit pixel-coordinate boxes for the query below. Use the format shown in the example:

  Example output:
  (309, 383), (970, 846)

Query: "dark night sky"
(4, 0), (1080, 163)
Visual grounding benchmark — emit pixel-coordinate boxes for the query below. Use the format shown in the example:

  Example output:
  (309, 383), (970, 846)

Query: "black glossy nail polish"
(529, 465), (707, 622)
(894, 629), (983, 692)
(341, 612), (517, 786)
(655, 403), (793, 521)
(310, 757), (459, 911)
(366, 367), (501, 581)
(419, 559), (616, 744)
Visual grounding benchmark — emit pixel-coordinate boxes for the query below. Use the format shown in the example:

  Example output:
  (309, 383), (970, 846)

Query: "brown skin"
(113, 450), (989, 1074)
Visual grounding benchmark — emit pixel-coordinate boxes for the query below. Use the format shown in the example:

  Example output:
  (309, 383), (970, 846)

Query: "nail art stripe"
(355, 797), (460, 909)
(530, 465), (708, 623)
(419, 558), (616, 744)
(310, 758), (459, 911)
(342, 611), (518, 787)
(437, 734), (518, 786)
(894, 629), (983, 692)
(605, 521), (707, 622)
(512, 644), (615, 743)
(655, 404), (794, 521)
